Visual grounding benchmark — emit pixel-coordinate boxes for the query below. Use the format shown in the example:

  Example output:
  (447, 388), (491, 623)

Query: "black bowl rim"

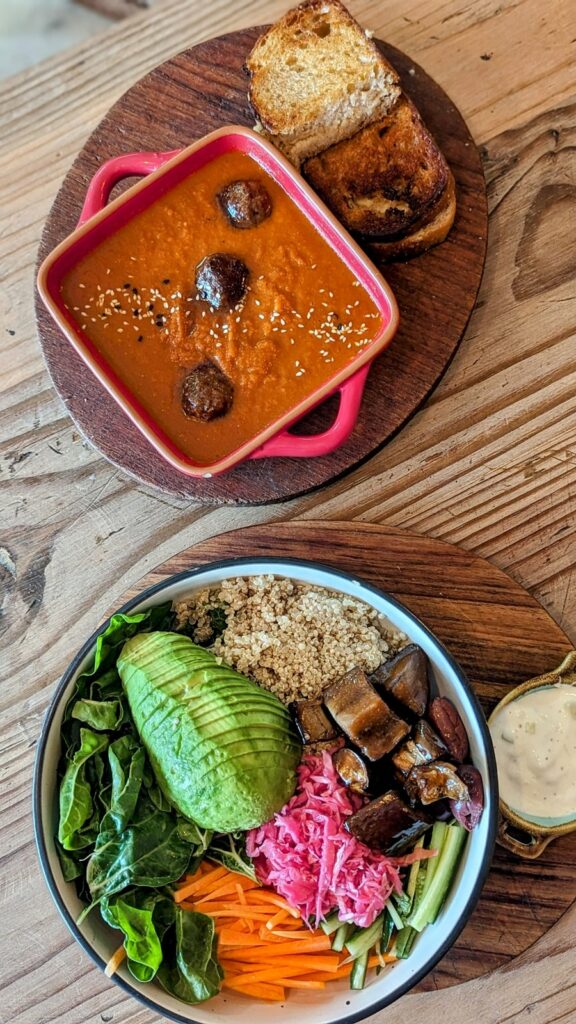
(33, 555), (498, 1024)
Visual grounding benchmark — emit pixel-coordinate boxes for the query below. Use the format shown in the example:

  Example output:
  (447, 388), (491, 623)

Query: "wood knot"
(513, 183), (576, 300)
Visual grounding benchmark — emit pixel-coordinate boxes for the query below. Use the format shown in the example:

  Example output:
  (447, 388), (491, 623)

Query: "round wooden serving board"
(117, 522), (575, 991)
(36, 28), (488, 504)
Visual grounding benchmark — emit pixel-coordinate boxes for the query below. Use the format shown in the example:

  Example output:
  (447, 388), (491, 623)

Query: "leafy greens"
(56, 605), (224, 1003)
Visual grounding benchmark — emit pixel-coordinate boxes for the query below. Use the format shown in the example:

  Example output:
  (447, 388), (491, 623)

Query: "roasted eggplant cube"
(371, 644), (429, 717)
(392, 719), (447, 775)
(324, 668), (409, 761)
(404, 762), (470, 805)
(345, 790), (431, 854)
(290, 699), (340, 745)
(333, 748), (371, 793)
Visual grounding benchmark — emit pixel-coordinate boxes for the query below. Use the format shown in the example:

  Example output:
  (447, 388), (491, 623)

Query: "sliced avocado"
(118, 632), (301, 832)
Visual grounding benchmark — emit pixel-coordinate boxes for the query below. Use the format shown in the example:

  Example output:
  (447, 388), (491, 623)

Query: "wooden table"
(1, 1), (575, 1022)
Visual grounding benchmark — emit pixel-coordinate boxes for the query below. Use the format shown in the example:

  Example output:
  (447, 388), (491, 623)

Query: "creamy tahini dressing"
(490, 685), (576, 819)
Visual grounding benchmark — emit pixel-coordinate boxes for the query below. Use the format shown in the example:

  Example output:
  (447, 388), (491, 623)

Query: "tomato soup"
(61, 151), (382, 465)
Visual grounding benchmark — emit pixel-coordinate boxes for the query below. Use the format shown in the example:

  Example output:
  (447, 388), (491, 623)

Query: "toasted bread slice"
(368, 171), (456, 261)
(246, 0), (401, 167)
(303, 95), (449, 238)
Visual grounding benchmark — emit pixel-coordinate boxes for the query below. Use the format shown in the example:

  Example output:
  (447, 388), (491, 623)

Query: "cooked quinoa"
(173, 575), (407, 704)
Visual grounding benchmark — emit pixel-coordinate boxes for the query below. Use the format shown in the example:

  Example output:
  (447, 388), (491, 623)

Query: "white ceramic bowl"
(34, 558), (498, 1024)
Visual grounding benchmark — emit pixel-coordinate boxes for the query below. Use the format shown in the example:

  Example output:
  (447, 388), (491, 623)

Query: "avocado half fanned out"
(117, 632), (302, 832)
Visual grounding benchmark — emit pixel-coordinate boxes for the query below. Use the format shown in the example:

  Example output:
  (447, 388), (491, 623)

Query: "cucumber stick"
(406, 837), (425, 906)
(395, 925), (417, 959)
(321, 910), (341, 936)
(332, 923), (350, 952)
(422, 821), (449, 896)
(346, 913), (383, 959)
(384, 898), (404, 931)
(408, 823), (467, 932)
(392, 889), (412, 917)
(380, 909), (395, 953)
(350, 952), (369, 990)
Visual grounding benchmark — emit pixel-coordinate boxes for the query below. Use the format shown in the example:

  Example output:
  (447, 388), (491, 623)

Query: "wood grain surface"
(1, 1), (575, 1023)
(115, 520), (575, 992)
(34, 29), (487, 503)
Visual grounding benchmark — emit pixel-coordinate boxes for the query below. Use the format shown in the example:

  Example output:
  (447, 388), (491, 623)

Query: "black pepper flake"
(137, 335), (144, 342)
(148, 303), (154, 311)
(133, 309), (140, 317)
(132, 287), (139, 295)
(123, 282), (131, 289)
(162, 278), (170, 285)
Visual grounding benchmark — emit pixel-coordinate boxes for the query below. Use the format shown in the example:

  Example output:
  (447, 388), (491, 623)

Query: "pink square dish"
(37, 126), (399, 478)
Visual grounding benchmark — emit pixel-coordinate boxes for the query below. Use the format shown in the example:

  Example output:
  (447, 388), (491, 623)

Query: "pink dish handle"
(78, 148), (371, 462)
(78, 150), (181, 225)
(250, 364), (370, 459)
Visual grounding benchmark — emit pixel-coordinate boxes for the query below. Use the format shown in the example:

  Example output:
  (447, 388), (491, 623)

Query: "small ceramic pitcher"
(489, 650), (576, 859)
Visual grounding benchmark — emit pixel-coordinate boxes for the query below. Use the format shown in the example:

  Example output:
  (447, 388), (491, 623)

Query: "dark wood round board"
(36, 28), (488, 504)
(116, 522), (575, 990)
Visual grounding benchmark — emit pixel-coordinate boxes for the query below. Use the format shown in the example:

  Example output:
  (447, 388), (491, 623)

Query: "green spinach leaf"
(101, 890), (174, 982)
(176, 821), (213, 852)
(57, 845), (84, 882)
(158, 908), (222, 1004)
(100, 736), (145, 833)
(58, 728), (109, 851)
(87, 796), (193, 901)
(207, 832), (257, 881)
(71, 698), (123, 731)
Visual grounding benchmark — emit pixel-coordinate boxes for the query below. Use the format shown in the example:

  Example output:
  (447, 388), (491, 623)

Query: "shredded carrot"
(221, 955), (339, 973)
(104, 945), (126, 978)
(196, 909), (270, 925)
(196, 878), (256, 903)
(266, 908), (291, 930)
(219, 929), (270, 947)
(174, 864), (228, 902)
(218, 936), (332, 958)
(174, 862), (386, 1002)
(277, 979), (326, 990)
(309, 964), (354, 981)
(219, 963), (330, 985)
(223, 979), (285, 1001)
(243, 890), (300, 916)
